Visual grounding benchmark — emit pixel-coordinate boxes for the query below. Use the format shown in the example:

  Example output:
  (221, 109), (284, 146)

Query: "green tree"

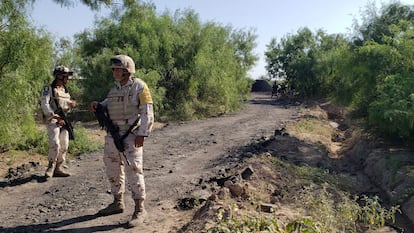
(0, 0), (54, 150)
(354, 2), (414, 45)
(332, 2), (414, 143)
(265, 1), (414, 144)
(76, 1), (257, 121)
(366, 20), (414, 142)
(311, 31), (349, 98)
(265, 27), (319, 98)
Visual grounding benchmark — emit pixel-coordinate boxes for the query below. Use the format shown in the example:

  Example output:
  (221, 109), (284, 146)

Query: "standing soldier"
(89, 55), (154, 228)
(41, 66), (77, 179)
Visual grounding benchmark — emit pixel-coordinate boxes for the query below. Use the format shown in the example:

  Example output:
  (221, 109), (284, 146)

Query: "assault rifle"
(94, 103), (137, 165)
(49, 84), (75, 140)
(55, 107), (75, 140)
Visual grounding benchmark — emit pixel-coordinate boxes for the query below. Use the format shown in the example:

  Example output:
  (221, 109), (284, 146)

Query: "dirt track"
(0, 92), (298, 233)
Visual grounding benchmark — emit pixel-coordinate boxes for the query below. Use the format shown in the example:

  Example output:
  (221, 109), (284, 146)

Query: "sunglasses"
(110, 58), (123, 66)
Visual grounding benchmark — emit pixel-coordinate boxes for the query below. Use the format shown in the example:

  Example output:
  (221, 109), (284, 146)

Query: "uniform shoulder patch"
(42, 86), (50, 96)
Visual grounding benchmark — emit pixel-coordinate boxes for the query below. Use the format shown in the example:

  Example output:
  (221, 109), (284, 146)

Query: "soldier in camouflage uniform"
(89, 55), (154, 228)
(41, 66), (77, 179)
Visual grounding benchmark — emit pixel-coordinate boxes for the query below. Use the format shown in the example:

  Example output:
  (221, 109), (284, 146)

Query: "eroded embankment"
(316, 101), (414, 232)
(342, 130), (414, 232)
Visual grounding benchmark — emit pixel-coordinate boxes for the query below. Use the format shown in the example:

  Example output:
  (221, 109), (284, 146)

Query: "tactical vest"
(53, 86), (72, 112)
(106, 78), (143, 126)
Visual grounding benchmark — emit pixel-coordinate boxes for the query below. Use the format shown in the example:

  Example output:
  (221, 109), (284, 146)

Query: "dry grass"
(287, 106), (344, 157)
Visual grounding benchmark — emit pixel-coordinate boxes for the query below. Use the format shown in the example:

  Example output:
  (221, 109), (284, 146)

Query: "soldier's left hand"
(135, 136), (144, 148)
(70, 100), (77, 107)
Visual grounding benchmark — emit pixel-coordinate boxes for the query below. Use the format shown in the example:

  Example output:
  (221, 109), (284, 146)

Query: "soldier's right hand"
(57, 119), (65, 126)
(89, 101), (98, 112)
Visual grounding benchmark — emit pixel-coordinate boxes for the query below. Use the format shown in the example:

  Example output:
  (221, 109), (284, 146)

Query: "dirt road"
(0, 93), (298, 233)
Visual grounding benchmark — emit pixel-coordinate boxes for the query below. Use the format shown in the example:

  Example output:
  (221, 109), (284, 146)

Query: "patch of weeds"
(20, 128), (48, 155)
(296, 183), (359, 232)
(288, 118), (332, 141)
(205, 174), (400, 233)
(205, 137), (401, 233)
(296, 183), (400, 232)
(206, 203), (285, 233)
(358, 195), (400, 230)
(17, 125), (102, 158)
(68, 125), (102, 157)
(270, 155), (353, 191)
(294, 164), (338, 186)
(285, 218), (322, 233)
(205, 202), (324, 233)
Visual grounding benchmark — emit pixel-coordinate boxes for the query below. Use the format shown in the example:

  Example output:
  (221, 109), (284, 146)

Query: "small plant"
(206, 204), (284, 233)
(358, 195), (400, 230)
(295, 184), (400, 232)
(285, 218), (322, 233)
(206, 204), (324, 233)
(68, 125), (102, 157)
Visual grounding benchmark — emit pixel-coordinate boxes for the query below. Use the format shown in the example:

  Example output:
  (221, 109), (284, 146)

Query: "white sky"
(30, 0), (414, 79)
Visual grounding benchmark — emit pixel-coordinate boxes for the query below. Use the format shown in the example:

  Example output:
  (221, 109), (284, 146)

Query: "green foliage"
(0, 0), (257, 152)
(206, 183), (399, 233)
(75, 1), (257, 121)
(20, 127), (48, 155)
(50, 0), (112, 11)
(265, 27), (333, 98)
(0, 0), (54, 150)
(295, 184), (359, 232)
(67, 125), (102, 157)
(265, 1), (414, 145)
(356, 2), (414, 44)
(77, 49), (116, 105)
(358, 195), (400, 230)
(337, 3), (414, 143)
(285, 218), (322, 233)
(206, 204), (284, 233)
(17, 124), (101, 157)
(296, 184), (400, 232)
(368, 73), (414, 140)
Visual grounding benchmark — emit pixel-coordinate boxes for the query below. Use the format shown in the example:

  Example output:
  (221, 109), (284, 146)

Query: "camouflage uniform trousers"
(47, 119), (69, 163)
(103, 132), (146, 200)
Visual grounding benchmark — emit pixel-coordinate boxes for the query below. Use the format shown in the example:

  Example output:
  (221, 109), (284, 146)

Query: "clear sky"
(30, 0), (414, 79)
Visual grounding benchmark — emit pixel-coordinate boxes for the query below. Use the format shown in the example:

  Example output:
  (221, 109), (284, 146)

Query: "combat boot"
(97, 194), (125, 216)
(45, 160), (56, 179)
(127, 199), (147, 228)
(53, 162), (70, 177)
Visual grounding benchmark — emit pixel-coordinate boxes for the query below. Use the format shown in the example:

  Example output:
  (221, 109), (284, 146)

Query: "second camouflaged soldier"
(41, 66), (77, 179)
(89, 55), (154, 228)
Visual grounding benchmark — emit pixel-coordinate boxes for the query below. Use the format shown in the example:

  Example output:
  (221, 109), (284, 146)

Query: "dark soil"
(0, 92), (413, 233)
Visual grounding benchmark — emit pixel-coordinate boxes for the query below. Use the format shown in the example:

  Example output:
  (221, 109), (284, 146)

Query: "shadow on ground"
(0, 214), (128, 233)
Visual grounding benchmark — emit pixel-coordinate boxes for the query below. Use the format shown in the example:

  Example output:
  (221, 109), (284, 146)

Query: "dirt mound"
(251, 79), (272, 92)
(1, 162), (46, 187)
